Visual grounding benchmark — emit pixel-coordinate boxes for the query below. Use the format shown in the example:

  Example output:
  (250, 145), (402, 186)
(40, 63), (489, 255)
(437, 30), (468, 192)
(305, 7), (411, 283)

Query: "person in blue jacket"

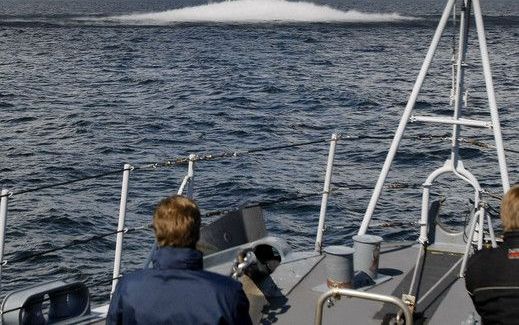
(107, 195), (253, 325)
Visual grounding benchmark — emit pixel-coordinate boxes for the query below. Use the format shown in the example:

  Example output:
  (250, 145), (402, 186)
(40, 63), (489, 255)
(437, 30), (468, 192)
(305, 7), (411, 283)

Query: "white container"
(352, 234), (383, 279)
(323, 246), (355, 288)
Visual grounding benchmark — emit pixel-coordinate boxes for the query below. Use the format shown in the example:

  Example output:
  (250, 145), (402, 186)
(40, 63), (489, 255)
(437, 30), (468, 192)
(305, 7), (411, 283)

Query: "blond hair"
(501, 185), (519, 232)
(152, 195), (201, 248)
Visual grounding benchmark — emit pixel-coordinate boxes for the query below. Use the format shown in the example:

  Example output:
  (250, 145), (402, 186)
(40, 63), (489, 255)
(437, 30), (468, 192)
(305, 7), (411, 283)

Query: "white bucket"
(352, 234), (383, 279)
(323, 246), (355, 288)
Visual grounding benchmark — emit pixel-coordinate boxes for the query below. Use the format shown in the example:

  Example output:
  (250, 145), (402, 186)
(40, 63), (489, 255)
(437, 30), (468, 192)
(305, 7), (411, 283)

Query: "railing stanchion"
(186, 154), (196, 198)
(177, 154), (196, 198)
(0, 189), (9, 294)
(111, 164), (131, 295)
(315, 133), (338, 253)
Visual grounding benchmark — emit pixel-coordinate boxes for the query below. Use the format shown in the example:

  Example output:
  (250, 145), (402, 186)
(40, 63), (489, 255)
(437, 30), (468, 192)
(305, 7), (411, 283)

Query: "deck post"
(177, 154), (196, 198)
(315, 133), (338, 253)
(186, 154), (196, 198)
(111, 164), (131, 295)
(0, 189), (9, 293)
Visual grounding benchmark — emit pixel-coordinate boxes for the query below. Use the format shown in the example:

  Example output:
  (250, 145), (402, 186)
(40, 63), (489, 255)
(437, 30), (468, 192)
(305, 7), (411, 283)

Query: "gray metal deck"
(254, 242), (478, 324)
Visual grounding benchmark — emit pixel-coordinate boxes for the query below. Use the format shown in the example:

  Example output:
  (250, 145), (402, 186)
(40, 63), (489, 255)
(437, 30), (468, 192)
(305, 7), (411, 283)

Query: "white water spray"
(108, 0), (417, 24)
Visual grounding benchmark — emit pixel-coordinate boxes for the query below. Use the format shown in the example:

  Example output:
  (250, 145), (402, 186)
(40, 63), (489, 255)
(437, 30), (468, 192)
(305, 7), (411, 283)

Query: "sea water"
(0, 0), (518, 304)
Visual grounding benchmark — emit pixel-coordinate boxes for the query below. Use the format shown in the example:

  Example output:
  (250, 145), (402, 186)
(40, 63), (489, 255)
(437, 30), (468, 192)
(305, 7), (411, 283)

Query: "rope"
(331, 221), (419, 229)
(0, 168), (130, 198)
(1, 133), (515, 199)
(137, 137), (331, 170)
(202, 182), (425, 218)
(2, 224), (150, 266)
(203, 192), (322, 218)
(418, 134), (519, 154)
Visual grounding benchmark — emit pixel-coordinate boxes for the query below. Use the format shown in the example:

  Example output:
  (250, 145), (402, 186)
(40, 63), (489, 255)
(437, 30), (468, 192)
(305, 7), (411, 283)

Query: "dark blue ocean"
(0, 0), (518, 304)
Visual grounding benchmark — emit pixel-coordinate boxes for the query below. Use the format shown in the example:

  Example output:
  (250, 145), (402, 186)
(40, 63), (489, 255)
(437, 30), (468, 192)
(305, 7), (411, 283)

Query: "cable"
(2, 224), (150, 266)
(0, 168), (129, 198)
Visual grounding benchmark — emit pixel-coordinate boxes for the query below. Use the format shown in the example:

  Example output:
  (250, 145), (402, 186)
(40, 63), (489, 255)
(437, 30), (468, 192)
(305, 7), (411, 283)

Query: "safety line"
(2, 224), (150, 266)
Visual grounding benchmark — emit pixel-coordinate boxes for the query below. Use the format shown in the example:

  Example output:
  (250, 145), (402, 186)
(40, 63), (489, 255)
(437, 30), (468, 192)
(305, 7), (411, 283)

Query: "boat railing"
(0, 133), (344, 302)
(0, 129), (513, 316)
(314, 288), (413, 325)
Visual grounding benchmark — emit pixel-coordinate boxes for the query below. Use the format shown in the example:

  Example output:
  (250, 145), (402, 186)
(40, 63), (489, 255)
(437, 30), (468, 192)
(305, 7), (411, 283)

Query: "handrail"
(111, 164), (131, 295)
(314, 133), (338, 253)
(314, 288), (413, 325)
(1, 134), (516, 201)
(0, 189), (9, 294)
(177, 154), (196, 198)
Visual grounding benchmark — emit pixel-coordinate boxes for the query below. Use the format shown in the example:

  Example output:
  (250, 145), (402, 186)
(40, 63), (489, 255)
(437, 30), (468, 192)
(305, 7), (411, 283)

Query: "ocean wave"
(104, 0), (418, 24)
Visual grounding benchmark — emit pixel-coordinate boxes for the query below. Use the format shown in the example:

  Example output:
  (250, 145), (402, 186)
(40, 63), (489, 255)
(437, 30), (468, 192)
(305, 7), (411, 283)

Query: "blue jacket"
(107, 247), (252, 325)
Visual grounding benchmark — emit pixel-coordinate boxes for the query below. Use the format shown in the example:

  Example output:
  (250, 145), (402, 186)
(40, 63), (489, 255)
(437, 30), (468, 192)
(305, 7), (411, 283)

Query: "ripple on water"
(0, 17), (517, 302)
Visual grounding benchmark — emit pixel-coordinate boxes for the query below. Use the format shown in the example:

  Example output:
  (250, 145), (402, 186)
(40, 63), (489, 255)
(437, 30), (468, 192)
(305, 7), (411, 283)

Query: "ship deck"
(257, 242), (479, 324)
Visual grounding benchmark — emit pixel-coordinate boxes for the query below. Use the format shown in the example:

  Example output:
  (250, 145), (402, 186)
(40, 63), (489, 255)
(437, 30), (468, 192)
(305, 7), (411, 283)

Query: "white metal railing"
(0, 189), (9, 294)
(0, 134), (337, 299)
(314, 288), (413, 325)
(358, 0), (510, 237)
(177, 154), (196, 198)
(315, 133), (338, 253)
(111, 164), (132, 295)
(358, 0), (457, 236)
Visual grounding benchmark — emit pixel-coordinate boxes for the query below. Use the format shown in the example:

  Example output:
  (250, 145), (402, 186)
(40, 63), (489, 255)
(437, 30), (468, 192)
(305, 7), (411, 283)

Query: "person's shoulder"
(466, 246), (505, 283)
(468, 245), (505, 263)
(117, 268), (155, 287)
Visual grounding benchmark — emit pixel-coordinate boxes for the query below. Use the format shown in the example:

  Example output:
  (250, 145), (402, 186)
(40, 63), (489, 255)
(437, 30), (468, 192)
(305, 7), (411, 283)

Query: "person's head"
(152, 195), (201, 248)
(501, 185), (519, 232)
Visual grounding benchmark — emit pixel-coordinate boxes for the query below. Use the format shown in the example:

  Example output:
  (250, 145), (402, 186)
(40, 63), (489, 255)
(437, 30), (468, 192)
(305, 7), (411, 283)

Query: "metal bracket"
(402, 294), (416, 313)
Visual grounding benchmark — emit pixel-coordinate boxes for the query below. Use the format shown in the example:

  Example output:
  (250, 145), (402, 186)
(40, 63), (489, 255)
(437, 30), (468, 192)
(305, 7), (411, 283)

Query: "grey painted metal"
(323, 246), (354, 286)
(1, 280), (91, 325)
(353, 235), (382, 279)
(472, 0), (510, 193)
(359, 0), (456, 235)
(410, 115), (491, 128)
(416, 257), (462, 308)
(111, 164), (131, 295)
(314, 288), (413, 325)
(315, 133), (338, 253)
(0, 189), (8, 293)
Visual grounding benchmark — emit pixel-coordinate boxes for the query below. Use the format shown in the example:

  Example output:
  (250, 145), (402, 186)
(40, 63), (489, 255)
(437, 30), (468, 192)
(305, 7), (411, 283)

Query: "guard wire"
(203, 192), (322, 218)
(2, 224), (151, 266)
(137, 137), (331, 170)
(1, 133), (515, 199)
(0, 168), (129, 198)
(202, 182), (424, 218)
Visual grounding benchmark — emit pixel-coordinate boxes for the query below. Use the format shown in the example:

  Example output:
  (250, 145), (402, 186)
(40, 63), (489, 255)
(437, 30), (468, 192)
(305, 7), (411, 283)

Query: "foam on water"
(108, 0), (417, 24)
